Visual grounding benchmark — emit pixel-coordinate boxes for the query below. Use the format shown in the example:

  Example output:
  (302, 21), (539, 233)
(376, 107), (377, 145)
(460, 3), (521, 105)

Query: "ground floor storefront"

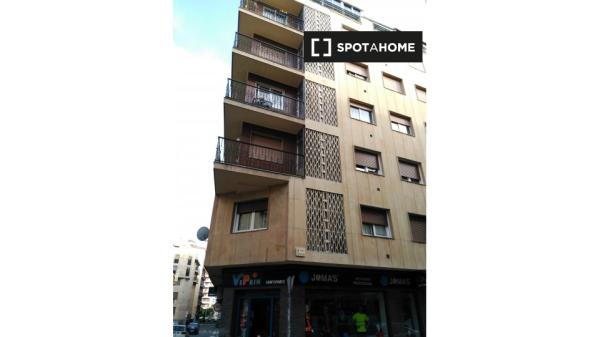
(212, 265), (425, 337)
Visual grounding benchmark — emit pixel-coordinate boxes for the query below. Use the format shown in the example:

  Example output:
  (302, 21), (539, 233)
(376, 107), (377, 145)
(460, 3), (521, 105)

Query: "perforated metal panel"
(303, 6), (331, 31)
(305, 129), (342, 182)
(305, 62), (335, 80)
(306, 188), (347, 254)
(305, 80), (338, 126)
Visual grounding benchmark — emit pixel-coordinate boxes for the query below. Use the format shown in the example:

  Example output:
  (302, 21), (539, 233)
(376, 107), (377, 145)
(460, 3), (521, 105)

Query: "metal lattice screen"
(303, 6), (331, 31)
(306, 188), (347, 254)
(305, 62), (335, 81)
(305, 129), (342, 182)
(305, 80), (338, 126)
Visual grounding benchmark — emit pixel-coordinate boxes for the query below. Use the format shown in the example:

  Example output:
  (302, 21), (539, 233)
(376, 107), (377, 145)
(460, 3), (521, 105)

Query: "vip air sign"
(304, 31), (423, 62)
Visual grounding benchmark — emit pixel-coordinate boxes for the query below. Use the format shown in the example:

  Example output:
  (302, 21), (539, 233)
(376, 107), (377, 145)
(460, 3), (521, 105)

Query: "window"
(185, 268), (190, 277)
(355, 149), (381, 175)
(173, 254), (179, 264)
(415, 85), (427, 102)
(350, 102), (374, 124)
(361, 206), (391, 238)
(173, 292), (178, 300)
(382, 73), (405, 94)
(233, 199), (268, 232)
(390, 113), (413, 135)
(346, 63), (368, 81)
(187, 257), (192, 265)
(398, 159), (423, 184)
(409, 214), (426, 243)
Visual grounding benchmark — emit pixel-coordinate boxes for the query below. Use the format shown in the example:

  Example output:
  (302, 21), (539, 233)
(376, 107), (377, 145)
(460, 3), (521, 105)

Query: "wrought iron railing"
(240, 0), (304, 31)
(311, 0), (361, 21)
(225, 79), (305, 119)
(234, 33), (304, 71)
(215, 137), (305, 177)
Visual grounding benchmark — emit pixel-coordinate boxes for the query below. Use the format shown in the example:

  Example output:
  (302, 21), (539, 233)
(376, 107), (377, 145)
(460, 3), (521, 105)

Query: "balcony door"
(263, 6), (288, 26)
(256, 84), (284, 111)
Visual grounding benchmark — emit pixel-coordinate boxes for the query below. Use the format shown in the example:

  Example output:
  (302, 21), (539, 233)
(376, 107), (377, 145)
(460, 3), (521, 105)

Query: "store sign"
(225, 269), (423, 289)
(230, 271), (287, 288)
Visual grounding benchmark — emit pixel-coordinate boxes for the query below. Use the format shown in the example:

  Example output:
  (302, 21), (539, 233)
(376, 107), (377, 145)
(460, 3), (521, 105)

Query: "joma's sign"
(304, 31), (423, 63)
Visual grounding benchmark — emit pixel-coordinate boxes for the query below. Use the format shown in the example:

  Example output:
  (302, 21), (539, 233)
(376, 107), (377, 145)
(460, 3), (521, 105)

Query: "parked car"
(173, 324), (188, 337)
(186, 322), (199, 335)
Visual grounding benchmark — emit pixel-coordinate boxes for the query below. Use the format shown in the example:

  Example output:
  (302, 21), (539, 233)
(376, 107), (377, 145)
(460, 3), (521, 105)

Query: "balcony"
(213, 137), (304, 194)
(232, 33), (304, 88)
(224, 79), (304, 140)
(241, 0), (303, 31)
(238, 0), (304, 47)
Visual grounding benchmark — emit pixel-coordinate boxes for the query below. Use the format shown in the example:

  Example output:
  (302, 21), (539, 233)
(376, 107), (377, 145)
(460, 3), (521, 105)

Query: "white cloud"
(173, 47), (229, 241)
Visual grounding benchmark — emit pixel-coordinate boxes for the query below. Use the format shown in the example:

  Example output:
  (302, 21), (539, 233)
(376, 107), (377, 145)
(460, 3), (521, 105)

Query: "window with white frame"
(398, 159), (423, 184)
(355, 148), (382, 175)
(350, 102), (374, 124)
(233, 199), (268, 232)
(361, 206), (391, 238)
(346, 62), (369, 81)
(390, 113), (413, 135)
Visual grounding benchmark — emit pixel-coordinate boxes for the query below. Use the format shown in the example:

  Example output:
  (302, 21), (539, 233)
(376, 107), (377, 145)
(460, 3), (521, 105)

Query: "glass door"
(235, 292), (280, 337)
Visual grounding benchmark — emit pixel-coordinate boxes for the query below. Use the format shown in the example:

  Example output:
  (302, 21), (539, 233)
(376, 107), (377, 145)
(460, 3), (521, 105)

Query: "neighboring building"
(172, 239), (207, 322)
(205, 0), (426, 336)
(200, 268), (217, 310)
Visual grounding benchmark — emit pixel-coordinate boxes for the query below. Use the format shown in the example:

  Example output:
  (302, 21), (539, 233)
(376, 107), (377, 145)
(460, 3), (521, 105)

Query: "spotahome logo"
(304, 31), (423, 62)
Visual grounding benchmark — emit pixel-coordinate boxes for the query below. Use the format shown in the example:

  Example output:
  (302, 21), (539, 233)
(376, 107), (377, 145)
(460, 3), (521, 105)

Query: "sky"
(172, 0), (425, 242)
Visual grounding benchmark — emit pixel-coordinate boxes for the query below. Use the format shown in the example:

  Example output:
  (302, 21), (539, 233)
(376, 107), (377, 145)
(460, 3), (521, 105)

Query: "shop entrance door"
(234, 292), (280, 337)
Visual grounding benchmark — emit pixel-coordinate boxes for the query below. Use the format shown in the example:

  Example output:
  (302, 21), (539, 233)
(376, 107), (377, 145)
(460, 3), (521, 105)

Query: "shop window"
(233, 199), (268, 233)
(390, 113), (413, 135)
(382, 73), (405, 94)
(361, 206), (391, 238)
(390, 293), (422, 336)
(398, 159), (423, 184)
(415, 85), (427, 102)
(350, 102), (374, 124)
(409, 214), (426, 243)
(346, 62), (369, 81)
(355, 148), (382, 175)
(306, 291), (390, 337)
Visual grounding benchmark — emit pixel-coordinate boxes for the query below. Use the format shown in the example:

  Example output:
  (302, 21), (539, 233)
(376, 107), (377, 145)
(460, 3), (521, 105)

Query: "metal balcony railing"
(234, 33), (304, 71)
(240, 0), (304, 31)
(225, 79), (305, 119)
(215, 137), (305, 177)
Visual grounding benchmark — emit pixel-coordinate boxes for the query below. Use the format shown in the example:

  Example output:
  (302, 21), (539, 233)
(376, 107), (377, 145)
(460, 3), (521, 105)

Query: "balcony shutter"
(390, 114), (411, 126)
(416, 86), (427, 102)
(237, 199), (268, 213)
(346, 63), (368, 77)
(399, 160), (420, 181)
(355, 150), (379, 169)
(410, 214), (426, 243)
(383, 75), (404, 93)
(361, 207), (387, 226)
(251, 134), (282, 150)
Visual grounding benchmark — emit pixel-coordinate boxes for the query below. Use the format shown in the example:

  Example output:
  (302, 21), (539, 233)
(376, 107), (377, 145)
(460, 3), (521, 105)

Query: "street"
(186, 323), (218, 337)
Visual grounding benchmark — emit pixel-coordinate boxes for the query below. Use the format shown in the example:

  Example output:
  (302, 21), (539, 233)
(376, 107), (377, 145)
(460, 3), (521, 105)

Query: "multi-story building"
(200, 268), (217, 310)
(205, 0), (426, 336)
(173, 239), (207, 322)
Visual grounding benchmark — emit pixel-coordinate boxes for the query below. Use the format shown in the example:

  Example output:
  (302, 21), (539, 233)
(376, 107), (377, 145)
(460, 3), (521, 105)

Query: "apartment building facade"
(173, 239), (207, 322)
(205, 0), (426, 336)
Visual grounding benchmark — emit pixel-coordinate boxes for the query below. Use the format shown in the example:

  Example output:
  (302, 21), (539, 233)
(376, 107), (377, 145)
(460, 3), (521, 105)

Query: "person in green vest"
(352, 306), (369, 335)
